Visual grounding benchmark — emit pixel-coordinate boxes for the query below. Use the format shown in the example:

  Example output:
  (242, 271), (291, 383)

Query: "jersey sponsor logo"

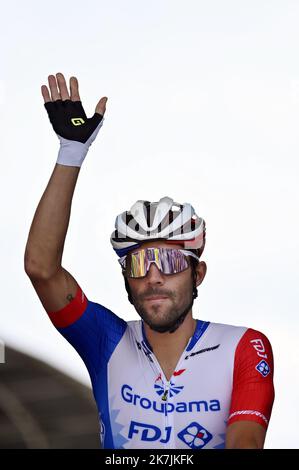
(71, 117), (85, 126)
(154, 369), (186, 398)
(121, 384), (220, 416)
(154, 369), (186, 382)
(256, 359), (270, 377)
(154, 381), (184, 398)
(177, 422), (213, 449)
(173, 369), (186, 376)
(128, 421), (171, 443)
(228, 410), (268, 425)
(155, 373), (162, 383)
(250, 338), (268, 359)
(184, 344), (220, 360)
(136, 340), (154, 363)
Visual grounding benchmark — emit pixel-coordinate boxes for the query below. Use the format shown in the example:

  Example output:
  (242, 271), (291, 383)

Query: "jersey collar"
(141, 318), (210, 353)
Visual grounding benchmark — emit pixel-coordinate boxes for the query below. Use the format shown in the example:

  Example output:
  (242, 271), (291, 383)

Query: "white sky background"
(1, 0), (298, 448)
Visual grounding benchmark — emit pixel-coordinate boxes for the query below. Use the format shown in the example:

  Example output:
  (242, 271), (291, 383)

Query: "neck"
(143, 313), (197, 359)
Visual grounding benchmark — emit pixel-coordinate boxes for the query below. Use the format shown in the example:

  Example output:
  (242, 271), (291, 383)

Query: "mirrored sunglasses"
(118, 247), (200, 279)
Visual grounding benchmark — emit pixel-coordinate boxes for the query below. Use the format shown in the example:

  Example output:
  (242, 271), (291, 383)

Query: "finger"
(56, 72), (70, 101)
(70, 76), (81, 101)
(48, 74), (61, 101)
(95, 97), (108, 116)
(41, 85), (51, 103)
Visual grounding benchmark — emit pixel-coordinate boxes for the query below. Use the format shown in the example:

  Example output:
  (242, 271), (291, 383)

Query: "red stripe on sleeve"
(228, 328), (275, 429)
(47, 285), (88, 328)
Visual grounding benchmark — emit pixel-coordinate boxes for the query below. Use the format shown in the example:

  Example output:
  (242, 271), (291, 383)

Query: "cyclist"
(24, 72), (274, 449)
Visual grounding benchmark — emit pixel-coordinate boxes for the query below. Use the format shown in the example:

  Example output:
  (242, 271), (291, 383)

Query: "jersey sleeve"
(46, 284), (127, 386)
(228, 328), (275, 429)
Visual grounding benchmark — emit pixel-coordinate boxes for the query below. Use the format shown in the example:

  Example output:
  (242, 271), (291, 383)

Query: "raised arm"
(24, 73), (107, 312)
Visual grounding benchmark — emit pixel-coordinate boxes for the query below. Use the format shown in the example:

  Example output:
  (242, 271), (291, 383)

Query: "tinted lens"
(159, 248), (189, 274)
(130, 249), (146, 277)
(126, 248), (189, 278)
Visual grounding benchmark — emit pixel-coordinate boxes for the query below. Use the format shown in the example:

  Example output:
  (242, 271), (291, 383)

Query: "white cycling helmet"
(110, 196), (206, 257)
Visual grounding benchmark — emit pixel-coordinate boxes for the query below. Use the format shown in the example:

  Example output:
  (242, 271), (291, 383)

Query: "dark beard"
(145, 295), (195, 334)
(133, 286), (196, 334)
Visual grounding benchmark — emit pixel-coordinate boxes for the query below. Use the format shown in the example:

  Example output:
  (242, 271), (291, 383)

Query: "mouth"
(144, 296), (168, 301)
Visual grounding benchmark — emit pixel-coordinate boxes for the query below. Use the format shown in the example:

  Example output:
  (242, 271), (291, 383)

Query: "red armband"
(47, 285), (88, 328)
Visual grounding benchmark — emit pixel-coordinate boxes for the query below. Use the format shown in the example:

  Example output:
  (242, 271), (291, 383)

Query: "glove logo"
(71, 117), (85, 126)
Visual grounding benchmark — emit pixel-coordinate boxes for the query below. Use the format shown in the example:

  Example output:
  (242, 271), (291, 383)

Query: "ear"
(195, 261), (207, 287)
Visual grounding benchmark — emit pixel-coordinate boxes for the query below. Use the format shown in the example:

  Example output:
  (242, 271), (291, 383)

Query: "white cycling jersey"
(47, 286), (274, 449)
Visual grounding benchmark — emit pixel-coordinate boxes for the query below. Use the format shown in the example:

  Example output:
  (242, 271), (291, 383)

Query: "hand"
(41, 73), (108, 166)
(41, 72), (108, 116)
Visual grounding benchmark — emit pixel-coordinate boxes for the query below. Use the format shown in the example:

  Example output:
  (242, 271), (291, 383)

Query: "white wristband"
(56, 117), (105, 167)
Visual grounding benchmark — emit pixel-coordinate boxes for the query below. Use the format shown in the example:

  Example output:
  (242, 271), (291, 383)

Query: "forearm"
(24, 163), (80, 278)
(226, 439), (264, 449)
(225, 421), (266, 449)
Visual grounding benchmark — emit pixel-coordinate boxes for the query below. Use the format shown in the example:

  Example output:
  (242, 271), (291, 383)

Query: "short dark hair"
(188, 252), (199, 286)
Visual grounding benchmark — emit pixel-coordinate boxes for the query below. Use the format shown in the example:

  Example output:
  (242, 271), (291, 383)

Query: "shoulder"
(48, 284), (128, 332)
(207, 321), (272, 346)
(203, 322), (273, 362)
(204, 320), (248, 345)
(234, 327), (273, 356)
(50, 289), (128, 338)
(233, 327), (274, 372)
(87, 299), (128, 326)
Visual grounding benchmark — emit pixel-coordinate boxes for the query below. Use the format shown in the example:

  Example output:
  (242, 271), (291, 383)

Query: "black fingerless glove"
(44, 99), (105, 166)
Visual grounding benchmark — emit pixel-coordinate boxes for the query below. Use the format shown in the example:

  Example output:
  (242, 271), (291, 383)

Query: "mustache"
(140, 290), (173, 300)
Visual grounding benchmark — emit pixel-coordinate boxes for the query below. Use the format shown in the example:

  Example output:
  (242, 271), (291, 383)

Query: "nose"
(145, 262), (164, 283)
